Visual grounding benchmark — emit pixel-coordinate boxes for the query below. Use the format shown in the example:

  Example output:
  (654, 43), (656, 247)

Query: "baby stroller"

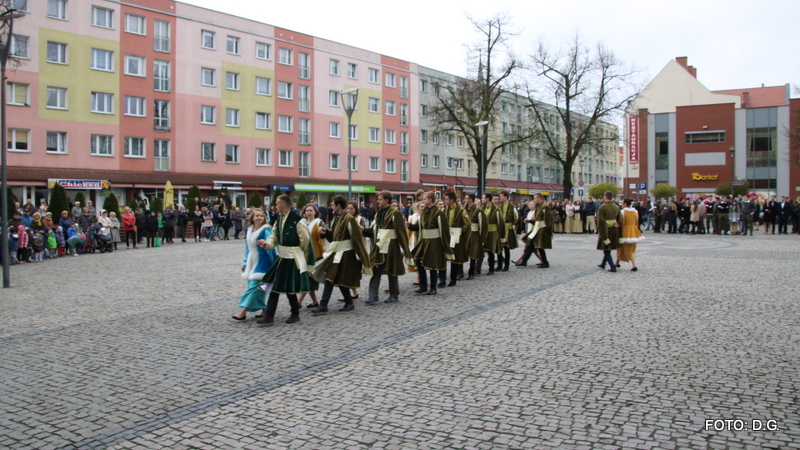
(92, 223), (114, 253)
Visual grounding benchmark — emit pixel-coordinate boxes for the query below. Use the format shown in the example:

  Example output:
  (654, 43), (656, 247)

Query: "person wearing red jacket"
(122, 207), (138, 249)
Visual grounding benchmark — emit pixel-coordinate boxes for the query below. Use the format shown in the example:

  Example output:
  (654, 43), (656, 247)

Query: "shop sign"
(48, 179), (110, 190)
(293, 183), (375, 193)
(269, 184), (294, 191)
(629, 116), (639, 164)
(691, 173), (718, 181)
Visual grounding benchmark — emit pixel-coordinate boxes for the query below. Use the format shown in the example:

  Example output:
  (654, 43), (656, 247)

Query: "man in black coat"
(777, 196), (793, 234)
(134, 208), (147, 244)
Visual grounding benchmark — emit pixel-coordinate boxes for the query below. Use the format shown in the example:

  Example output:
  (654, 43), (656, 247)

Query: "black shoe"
(426, 289), (437, 295)
(495, 266), (503, 272)
(536, 263), (550, 268)
(597, 264), (605, 269)
(413, 282), (420, 286)
(487, 270), (495, 276)
(311, 306), (329, 315)
(306, 303), (319, 309)
(501, 267), (509, 272)
(231, 315), (246, 321)
(447, 280), (456, 287)
(514, 262), (527, 267)
(414, 287), (428, 294)
(608, 268), (617, 273)
(615, 263), (621, 268)
(437, 281), (446, 288)
(466, 275), (474, 280)
(285, 314), (300, 323)
(339, 303), (355, 312)
(631, 267), (638, 272)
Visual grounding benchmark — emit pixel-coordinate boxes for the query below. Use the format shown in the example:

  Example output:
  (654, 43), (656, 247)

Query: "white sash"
(449, 228), (461, 248)
(422, 228), (441, 239)
(277, 245), (309, 274)
(470, 223), (480, 232)
(322, 239), (353, 264)
(376, 229), (396, 254)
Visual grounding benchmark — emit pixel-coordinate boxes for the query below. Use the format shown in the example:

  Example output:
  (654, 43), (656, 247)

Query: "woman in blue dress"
(232, 209), (276, 320)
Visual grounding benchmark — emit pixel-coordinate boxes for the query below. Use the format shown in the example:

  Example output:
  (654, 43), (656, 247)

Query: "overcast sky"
(181, 0), (799, 95)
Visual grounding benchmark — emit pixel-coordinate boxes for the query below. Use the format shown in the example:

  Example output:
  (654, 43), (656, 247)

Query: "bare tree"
(525, 34), (641, 200)
(425, 13), (539, 193)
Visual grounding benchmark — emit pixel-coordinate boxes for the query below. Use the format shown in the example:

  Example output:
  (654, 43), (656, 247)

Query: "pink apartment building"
(5, 0), (420, 209)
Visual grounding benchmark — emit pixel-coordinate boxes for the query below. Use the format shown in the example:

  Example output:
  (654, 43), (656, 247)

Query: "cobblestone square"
(1, 233), (798, 449)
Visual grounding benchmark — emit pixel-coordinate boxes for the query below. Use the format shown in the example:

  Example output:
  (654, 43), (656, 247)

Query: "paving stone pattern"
(1, 233), (798, 449)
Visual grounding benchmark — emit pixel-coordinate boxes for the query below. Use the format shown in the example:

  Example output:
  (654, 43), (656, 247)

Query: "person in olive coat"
(407, 192), (453, 295)
(596, 191), (621, 272)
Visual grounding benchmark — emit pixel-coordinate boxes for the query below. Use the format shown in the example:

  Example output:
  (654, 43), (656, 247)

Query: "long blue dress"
(238, 224), (276, 311)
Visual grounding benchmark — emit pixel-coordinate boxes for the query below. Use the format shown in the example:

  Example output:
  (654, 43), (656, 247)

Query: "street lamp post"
(729, 146), (735, 197)
(475, 121), (489, 194)
(340, 88), (359, 201)
(1, 7), (23, 288)
(578, 157), (585, 200)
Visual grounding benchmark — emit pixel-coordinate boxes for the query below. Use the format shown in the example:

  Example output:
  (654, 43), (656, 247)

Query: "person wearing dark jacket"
(77, 207), (94, 232)
(176, 205), (188, 242)
(144, 210), (159, 247)
(220, 205), (232, 240)
(135, 208), (147, 244)
(161, 205), (176, 244)
(231, 206), (243, 239)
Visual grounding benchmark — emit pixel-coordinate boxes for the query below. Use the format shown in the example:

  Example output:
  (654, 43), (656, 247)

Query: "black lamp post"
(340, 88), (359, 201)
(729, 146), (735, 197)
(475, 121), (489, 194)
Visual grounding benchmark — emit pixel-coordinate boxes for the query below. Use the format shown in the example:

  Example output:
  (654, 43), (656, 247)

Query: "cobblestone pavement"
(1, 232), (798, 449)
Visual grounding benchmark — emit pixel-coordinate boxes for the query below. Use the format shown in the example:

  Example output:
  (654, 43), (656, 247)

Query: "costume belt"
(322, 239), (353, 264)
(470, 223), (480, 232)
(421, 228), (441, 239)
(376, 229), (396, 254)
(448, 229), (461, 248)
(277, 245), (309, 274)
(487, 224), (498, 232)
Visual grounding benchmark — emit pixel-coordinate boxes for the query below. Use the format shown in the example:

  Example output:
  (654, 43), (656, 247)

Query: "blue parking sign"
(638, 183), (647, 190)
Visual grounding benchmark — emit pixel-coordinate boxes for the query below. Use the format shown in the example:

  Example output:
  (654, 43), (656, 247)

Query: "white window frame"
(329, 153), (340, 170)
(298, 52), (310, 79)
(256, 148), (271, 166)
(299, 151), (310, 178)
(154, 139), (170, 171)
(154, 99), (169, 130)
(329, 122), (340, 139)
(46, 41), (67, 64)
(46, 87), (68, 110)
(7, 128), (29, 152)
(420, 79), (428, 92)
(347, 62), (357, 79)
(91, 6), (113, 29)
(225, 144), (240, 163)
(329, 59), (339, 76)
(226, 35), (240, 55)
(385, 100), (396, 116)
(47, 0), (67, 20)
(91, 48), (113, 71)
(420, 104), (428, 117)
(420, 154), (428, 167)
(298, 118), (310, 145)
(225, 72), (240, 91)
(401, 160), (409, 183)
(385, 72), (395, 88)
(385, 129), (396, 145)
(46, 131), (67, 154)
(278, 115), (293, 133)
(154, 60), (170, 92)
(278, 47), (292, 65)
(368, 97), (378, 113)
(420, 129), (428, 143)
(349, 155), (358, 171)
(277, 81), (292, 99)
(255, 112), (271, 130)
(432, 155), (439, 169)
(369, 127), (380, 143)
(255, 77), (271, 96)
(298, 85), (310, 113)
(154, 19), (170, 53)
(201, 142), (216, 162)
(385, 158), (396, 173)
(329, 90), (340, 107)
(124, 136), (146, 158)
(90, 92), (114, 114)
(124, 95), (145, 117)
(432, 133), (439, 145)
(125, 13), (146, 35)
(369, 156), (380, 171)
(200, 105), (215, 124)
(278, 149), (293, 167)
(125, 55), (145, 77)
(225, 108), (240, 127)
(201, 67), (215, 86)
(400, 76), (408, 98)
(368, 68), (379, 84)
(349, 124), (358, 141)
(201, 30), (215, 49)
(400, 104), (408, 126)
(400, 131), (409, 154)
(91, 134), (114, 156)
(256, 42), (271, 60)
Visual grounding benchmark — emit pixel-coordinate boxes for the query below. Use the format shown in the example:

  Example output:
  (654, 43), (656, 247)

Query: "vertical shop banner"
(628, 116), (639, 165)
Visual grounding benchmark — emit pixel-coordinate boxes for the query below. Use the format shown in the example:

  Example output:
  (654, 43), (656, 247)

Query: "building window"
(279, 149), (293, 167)
(256, 148), (271, 166)
(154, 20), (170, 52)
(501, 163), (508, 174)
(347, 62), (357, 79)
(255, 77), (271, 96)
(225, 144), (240, 163)
(369, 127), (380, 143)
(90, 92), (113, 114)
(349, 155), (358, 171)
(400, 104), (408, 126)
(298, 85), (310, 112)
(385, 100), (396, 116)
(329, 153), (340, 170)
(279, 47), (292, 65)
(124, 136), (145, 158)
(685, 131), (726, 143)
(154, 99), (169, 130)
(154, 139), (170, 171)
(400, 132), (409, 154)
(46, 87), (68, 110)
(385, 72), (395, 88)
(201, 67), (215, 86)
(349, 125), (358, 140)
(386, 158), (396, 173)
(91, 48), (113, 71)
(46, 41), (67, 64)
(255, 112), (271, 130)
(225, 108), (240, 127)
(91, 134), (113, 156)
(401, 160), (409, 183)
(369, 156), (380, 171)
(47, 0), (67, 20)
(299, 151), (310, 177)
(490, 162), (496, 173)
(200, 105), (215, 124)
(201, 142), (215, 162)
(432, 133), (439, 145)
(125, 55), (145, 77)
(278, 115), (292, 133)
(226, 35), (240, 55)
(256, 42), (271, 60)
(420, 129), (428, 143)
(125, 14), (145, 35)
(154, 60), (170, 92)
(92, 6), (113, 29)
(299, 118), (310, 145)
(457, 136), (465, 147)
(46, 131), (67, 154)
(420, 154), (428, 167)
(400, 76), (408, 99)
(368, 68), (379, 84)
(432, 155), (439, 169)
(201, 30), (215, 49)
(278, 81), (292, 99)
(420, 79), (428, 92)
(330, 90), (341, 107)
(329, 122), (340, 138)
(385, 129), (396, 144)
(329, 59), (339, 75)
(124, 95), (145, 116)
(298, 52), (310, 79)
(420, 104), (428, 117)
(7, 129), (29, 152)
(225, 72), (240, 90)
(446, 134), (455, 146)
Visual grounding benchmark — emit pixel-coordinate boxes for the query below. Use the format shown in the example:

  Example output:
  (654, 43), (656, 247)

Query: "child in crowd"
(56, 226), (66, 256)
(7, 227), (19, 265)
(17, 225), (28, 263)
(47, 229), (58, 260)
(32, 230), (45, 262)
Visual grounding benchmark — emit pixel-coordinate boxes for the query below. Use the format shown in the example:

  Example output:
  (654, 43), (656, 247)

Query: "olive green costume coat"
(531, 202), (554, 249)
(409, 205), (453, 271)
(482, 204), (505, 254)
(464, 205), (487, 261)
(261, 210), (313, 294)
(365, 206), (412, 276)
(320, 213), (372, 289)
(596, 200), (622, 251)
(500, 201), (519, 249)
(445, 203), (470, 264)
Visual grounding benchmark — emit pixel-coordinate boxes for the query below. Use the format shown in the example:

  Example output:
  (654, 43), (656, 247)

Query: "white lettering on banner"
(629, 116), (639, 165)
